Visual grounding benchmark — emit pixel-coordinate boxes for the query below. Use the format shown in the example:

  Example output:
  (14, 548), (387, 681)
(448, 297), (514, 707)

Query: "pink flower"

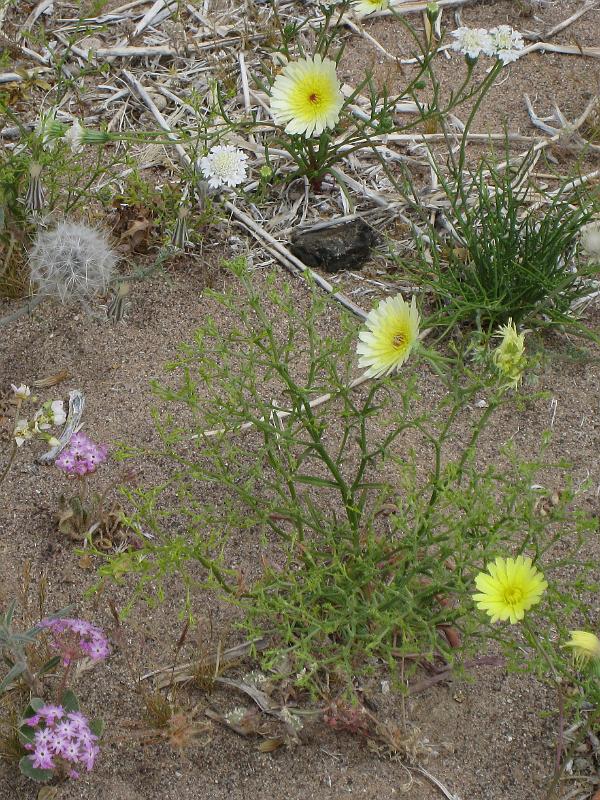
(82, 744), (100, 771)
(41, 617), (111, 665)
(31, 745), (55, 770)
(55, 452), (75, 473)
(34, 728), (53, 746)
(38, 705), (65, 725)
(62, 740), (81, 762)
(70, 619), (93, 635)
(55, 719), (77, 738)
(48, 730), (70, 755)
(21, 707), (101, 779)
(67, 711), (89, 729)
(55, 432), (108, 476)
(70, 432), (91, 448)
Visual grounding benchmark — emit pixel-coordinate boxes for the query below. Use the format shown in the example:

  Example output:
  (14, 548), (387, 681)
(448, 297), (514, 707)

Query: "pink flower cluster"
(23, 706), (100, 777)
(55, 432), (108, 476)
(40, 618), (111, 666)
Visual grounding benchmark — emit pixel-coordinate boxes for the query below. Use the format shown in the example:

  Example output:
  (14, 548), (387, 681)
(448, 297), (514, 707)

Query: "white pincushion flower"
(489, 25), (524, 64)
(353, 0), (389, 16)
(200, 146), (248, 189)
(64, 120), (86, 153)
(580, 220), (600, 260)
(450, 27), (494, 59)
(14, 419), (33, 447)
(11, 384), (31, 399)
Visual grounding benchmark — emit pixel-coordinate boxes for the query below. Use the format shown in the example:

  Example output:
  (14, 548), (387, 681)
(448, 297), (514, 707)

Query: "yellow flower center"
(503, 586), (523, 605)
(392, 332), (406, 349)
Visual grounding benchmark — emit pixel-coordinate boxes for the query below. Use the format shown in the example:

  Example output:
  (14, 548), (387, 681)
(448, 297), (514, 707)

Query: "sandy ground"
(1, 1), (600, 798)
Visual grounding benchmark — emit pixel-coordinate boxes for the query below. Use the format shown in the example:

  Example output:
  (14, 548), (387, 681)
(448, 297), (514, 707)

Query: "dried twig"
(526, 1), (600, 43)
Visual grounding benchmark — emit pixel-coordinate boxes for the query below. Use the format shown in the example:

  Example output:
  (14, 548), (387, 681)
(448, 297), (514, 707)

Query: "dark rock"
(290, 218), (377, 273)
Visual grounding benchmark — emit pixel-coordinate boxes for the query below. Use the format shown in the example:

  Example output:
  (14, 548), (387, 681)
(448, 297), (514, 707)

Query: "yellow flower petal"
(356, 294), (420, 378)
(563, 630), (600, 667)
(353, 0), (389, 16)
(472, 556), (547, 625)
(270, 55), (344, 138)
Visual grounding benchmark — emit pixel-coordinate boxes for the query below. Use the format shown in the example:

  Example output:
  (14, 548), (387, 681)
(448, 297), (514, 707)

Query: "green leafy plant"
(405, 148), (599, 338)
(96, 259), (596, 697)
(0, 599), (109, 784)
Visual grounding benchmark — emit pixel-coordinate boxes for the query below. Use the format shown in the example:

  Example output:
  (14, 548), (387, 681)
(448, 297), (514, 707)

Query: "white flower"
(48, 436), (61, 448)
(352, 0), (389, 16)
(581, 221), (600, 260)
(33, 409), (51, 431)
(270, 55), (344, 137)
(11, 384), (31, 399)
(489, 25), (524, 64)
(64, 120), (86, 153)
(14, 419), (32, 447)
(50, 400), (67, 427)
(199, 146), (248, 189)
(450, 27), (494, 59)
(33, 399), (66, 431)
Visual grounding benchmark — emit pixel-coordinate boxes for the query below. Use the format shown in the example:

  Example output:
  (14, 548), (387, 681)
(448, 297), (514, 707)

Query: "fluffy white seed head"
(28, 222), (117, 302)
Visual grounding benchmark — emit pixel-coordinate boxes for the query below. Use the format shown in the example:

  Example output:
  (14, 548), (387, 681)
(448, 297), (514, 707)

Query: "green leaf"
(89, 717), (104, 738)
(0, 661), (26, 693)
(25, 697), (45, 715)
(38, 787), (59, 800)
(19, 724), (36, 746)
(37, 655), (61, 676)
(294, 474), (340, 489)
(4, 599), (17, 626)
(19, 755), (53, 783)
(61, 689), (79, 713)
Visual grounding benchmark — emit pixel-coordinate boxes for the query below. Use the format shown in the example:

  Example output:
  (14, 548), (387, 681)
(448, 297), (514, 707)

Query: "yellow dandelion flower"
(563, 630), (600, 669)
(269, 55), (344, 138)
(356, 294), (420, 378)
(492, 318), (526, 388)
(473, 555), (547, 624)
(353, 0), (389, 16)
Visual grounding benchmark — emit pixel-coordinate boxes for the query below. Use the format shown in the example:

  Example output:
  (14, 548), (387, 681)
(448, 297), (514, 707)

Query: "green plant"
(96, 259), (596, 697)
(406, 148), (599, 338)
(0, 603), (109, 783)
(256, 2), (507, 183)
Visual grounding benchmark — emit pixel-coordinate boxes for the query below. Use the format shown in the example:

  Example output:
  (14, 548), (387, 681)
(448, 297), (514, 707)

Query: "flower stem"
(0, 441), (17, 487)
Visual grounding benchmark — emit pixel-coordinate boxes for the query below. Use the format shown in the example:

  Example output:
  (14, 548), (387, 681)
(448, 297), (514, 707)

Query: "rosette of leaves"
(56, 493), (135, 552)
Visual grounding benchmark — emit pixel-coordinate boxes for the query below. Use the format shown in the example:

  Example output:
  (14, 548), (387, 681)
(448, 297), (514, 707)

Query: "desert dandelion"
(493, 318), (526, 388)
(270, 55), (344, 138)
(352, 0), (389, 16)
(473, 556), (547, 624)
(356, 294), (420, 378)
(563, 630), (600, 672)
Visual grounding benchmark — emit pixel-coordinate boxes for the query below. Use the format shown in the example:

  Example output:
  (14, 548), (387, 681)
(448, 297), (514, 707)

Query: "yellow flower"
(269, 55), (344, 137)
(473, 555), (547, 624)
(356, 294), (420, 378)
(563, 630), (600, 669)
(492, 318), (526, 388)
(353, 0), (389, 16)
